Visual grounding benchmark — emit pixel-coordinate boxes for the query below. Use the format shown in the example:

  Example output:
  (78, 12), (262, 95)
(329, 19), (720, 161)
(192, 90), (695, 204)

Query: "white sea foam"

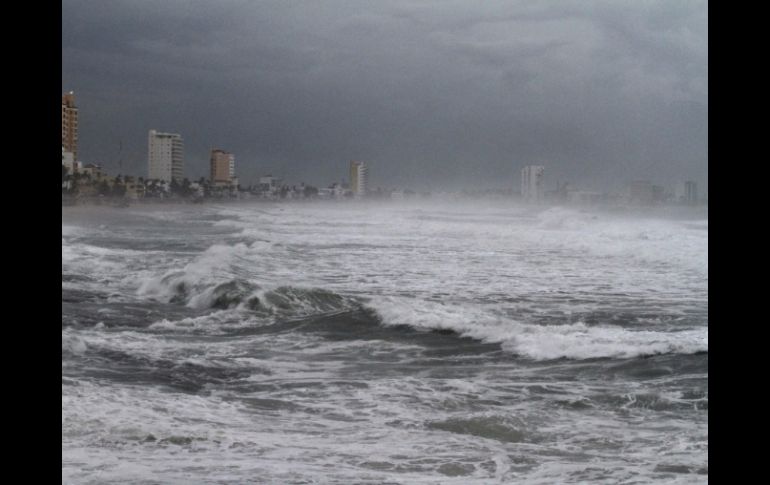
(123, 202), (707, 361)
(63, 201), (708, 484)
(136, 242), (251, 301)
(369, 295), (707, 360)
(62, 332), (88, 354)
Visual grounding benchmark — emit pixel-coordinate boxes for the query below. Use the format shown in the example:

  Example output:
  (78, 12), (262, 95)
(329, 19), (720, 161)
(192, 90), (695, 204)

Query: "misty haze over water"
(62, 200), (707, 483)
(63, 0), (707, 481)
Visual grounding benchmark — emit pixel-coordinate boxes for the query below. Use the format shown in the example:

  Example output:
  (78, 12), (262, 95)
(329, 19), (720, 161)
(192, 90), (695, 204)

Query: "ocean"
(62, 200), (708, 484)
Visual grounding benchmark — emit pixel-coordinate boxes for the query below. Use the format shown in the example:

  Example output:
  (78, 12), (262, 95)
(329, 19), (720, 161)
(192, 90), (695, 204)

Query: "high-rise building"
(148, 130), (184, 182)
(62, 92), (78, 161)
(349, 161), (368, 197)
(675, 181), (698, 204)
(210, 149), (235, 184)
(521, 165), (544, 202)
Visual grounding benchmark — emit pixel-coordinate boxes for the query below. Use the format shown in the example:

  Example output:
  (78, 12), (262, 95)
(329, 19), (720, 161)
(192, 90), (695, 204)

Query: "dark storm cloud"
(62, 0), (707, 192)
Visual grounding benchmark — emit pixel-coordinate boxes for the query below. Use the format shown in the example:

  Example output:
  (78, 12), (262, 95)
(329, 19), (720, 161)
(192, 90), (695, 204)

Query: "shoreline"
(62, 196), (708, 221)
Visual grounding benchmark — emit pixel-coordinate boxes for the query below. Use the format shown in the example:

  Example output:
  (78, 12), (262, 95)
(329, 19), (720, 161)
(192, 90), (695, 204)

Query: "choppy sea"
(62, 201), (707, 484)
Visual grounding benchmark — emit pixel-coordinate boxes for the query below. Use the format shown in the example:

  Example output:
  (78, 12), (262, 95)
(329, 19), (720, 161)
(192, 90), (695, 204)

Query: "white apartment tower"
(350, 161), (368, 197)
(148, 130), (184, 182)
(521, 165), (545, 203)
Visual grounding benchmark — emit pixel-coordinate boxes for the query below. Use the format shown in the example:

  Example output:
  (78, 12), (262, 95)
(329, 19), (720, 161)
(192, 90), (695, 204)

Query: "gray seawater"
(62, 201), (708, 484)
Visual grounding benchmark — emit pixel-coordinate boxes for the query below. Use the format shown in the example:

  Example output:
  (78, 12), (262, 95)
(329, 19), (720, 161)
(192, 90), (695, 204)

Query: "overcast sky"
(62, 0), (707, 192)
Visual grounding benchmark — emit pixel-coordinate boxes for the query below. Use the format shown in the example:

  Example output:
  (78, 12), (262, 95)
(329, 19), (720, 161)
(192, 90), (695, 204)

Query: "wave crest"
(368, 296), (707, 360)
(139, 267), (355, 322)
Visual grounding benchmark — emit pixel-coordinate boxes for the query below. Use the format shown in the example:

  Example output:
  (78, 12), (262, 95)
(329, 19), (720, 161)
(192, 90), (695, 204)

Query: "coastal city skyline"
(62, 0), (707, 194)
(62, 90), (703, 203)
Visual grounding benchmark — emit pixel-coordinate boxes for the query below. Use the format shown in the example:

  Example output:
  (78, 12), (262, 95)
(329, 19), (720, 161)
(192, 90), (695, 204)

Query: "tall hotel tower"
(62, 92), (78, 161)
(349, 161), (368, 197)
(210, 149), (235, 184)
(148, 130), (184, 182)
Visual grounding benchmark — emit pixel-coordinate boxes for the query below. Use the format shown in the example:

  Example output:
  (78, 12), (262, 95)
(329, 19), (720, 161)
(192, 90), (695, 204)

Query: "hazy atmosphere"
(63, 3), (707, 483)
(62, 0), (707, 192)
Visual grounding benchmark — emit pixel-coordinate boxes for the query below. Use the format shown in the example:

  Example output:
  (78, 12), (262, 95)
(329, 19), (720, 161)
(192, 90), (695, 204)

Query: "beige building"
(210, 149), (235, 184)
(349, 161), (368, 197)
(148, 130), (184, 182)
(62, 92), (78, 161)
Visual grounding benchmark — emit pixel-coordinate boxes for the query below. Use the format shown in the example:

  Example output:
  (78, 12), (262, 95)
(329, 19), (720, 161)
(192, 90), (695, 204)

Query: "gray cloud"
(63, 0), (707, 192)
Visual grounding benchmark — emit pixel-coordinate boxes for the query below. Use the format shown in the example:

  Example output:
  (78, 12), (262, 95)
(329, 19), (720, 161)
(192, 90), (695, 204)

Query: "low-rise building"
(62, 146), (76, 174)
(675, 181), (698, 204)
(80, 163), (103, 180)
(256, 175), (282, 197)
(125, 181), (146, 199)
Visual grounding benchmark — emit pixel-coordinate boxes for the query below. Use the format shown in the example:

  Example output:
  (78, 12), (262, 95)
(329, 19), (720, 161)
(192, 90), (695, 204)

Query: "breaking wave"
(140, 272), (355, 318)
(136, 269), (707, 361)
(132, 232), (707, 361)
(367, 296), (707, 361)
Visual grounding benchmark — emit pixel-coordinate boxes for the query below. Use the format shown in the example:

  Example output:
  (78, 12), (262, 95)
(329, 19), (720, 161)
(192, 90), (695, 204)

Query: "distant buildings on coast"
(61, 93), (79, 177)
(516, 164), (703, 207)
(62, 91), (705, 206)
(521, 165), (545, 203)
(349, 161), (368, 198)
(148, 130), (184, 183)
(618, 180), (699, 206)
(62, 92), (78, 162)
(675, 181), (698, 204)
(210, 149), (236, 187)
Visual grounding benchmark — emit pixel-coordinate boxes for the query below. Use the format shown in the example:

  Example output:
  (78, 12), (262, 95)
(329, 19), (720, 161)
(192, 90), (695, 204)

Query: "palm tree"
(181, 178), (192, 198)
(170, 178), (180, 195)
